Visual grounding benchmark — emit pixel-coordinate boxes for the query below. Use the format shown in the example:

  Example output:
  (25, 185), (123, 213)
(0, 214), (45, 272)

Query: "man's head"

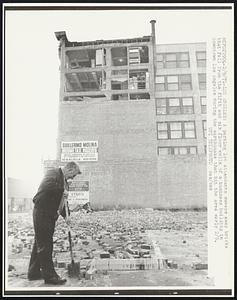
(62, 161), (81, 181)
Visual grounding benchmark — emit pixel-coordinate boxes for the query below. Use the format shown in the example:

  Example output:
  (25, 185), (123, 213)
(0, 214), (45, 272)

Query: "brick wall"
(157, 155), (207, 208)
(58, 98), (206, 208)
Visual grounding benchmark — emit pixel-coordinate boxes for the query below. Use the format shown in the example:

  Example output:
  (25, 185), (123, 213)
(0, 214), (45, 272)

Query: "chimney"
(150, 20), (157, 99)
(150, 20), (156, 43)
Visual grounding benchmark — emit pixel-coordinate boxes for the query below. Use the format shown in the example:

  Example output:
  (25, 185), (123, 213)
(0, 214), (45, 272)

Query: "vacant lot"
(6, 210), (213, 288)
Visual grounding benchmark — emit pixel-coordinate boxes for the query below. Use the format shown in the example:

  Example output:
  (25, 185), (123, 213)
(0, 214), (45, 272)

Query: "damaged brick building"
(54, 20), (207, 209)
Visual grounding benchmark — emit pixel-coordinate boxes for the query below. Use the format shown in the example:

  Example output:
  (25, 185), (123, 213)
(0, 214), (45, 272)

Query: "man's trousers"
(28, 207), (58, 280)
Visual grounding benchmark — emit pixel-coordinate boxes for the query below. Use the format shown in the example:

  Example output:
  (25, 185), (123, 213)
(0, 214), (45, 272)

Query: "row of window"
(66, 49), (206, 70)
(158, 146), (198, 155)
(156, 96), (206, 115)
(157, 51), (206, 69)
(158, 145), (207, 155)
(156, 74), (192, 91)
(156, 73), (206, 91)
(157, 121), (207, 140)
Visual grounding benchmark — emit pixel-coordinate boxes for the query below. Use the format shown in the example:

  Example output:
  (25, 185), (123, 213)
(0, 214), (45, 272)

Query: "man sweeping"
(27, 161), (81, 285)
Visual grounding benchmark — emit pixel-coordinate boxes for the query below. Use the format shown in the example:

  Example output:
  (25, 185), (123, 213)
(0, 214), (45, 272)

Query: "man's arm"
(60, 201), (70, 219)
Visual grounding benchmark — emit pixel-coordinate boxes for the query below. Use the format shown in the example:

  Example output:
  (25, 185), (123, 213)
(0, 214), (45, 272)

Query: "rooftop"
(55, 31), (152, 47)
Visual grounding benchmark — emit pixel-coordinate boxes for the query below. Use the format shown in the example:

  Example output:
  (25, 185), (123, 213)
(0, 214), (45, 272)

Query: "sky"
(5, 4), (233, 190)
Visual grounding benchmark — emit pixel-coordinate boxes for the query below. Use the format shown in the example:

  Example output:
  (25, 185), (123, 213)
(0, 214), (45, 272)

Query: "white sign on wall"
(68, 180), (89, 207)
(61, 141), (98, 162)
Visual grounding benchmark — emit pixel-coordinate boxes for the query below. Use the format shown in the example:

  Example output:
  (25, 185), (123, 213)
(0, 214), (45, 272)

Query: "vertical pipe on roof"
(150, 20), (157, 84)
(57, 35), (66, 160)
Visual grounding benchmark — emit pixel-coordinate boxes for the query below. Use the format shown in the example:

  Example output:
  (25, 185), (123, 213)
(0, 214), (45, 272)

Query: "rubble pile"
(54, 210), (156, 263)
(68, 209), (207, 232)
(8, 214), (34, 256)
(7, 209), (207, 272)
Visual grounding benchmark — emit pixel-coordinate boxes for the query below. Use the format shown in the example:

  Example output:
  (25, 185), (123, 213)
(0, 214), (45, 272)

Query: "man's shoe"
(44, 276), (67, 285)
(28, 273), (43, 281)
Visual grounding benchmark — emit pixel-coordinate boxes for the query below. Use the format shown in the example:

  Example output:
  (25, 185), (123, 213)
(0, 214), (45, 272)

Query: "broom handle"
(65, 198), (74, 263)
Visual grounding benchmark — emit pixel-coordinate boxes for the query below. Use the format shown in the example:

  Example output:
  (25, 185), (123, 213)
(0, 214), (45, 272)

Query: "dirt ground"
(6, 210), (214, 289)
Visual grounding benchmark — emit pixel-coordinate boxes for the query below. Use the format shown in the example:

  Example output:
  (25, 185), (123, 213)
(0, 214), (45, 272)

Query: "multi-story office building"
(155, 43), (206, 156)
(53, 20), (207, 209)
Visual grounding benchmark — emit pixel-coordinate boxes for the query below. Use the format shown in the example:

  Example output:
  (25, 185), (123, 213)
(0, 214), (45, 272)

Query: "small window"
(180, 74), (192, 90)
(199, 73), (206, 90)
(170, 122), (182, 139)
(166, 54), (177, 68)
(184, 121), (196, 138)
(197, 51), (206, 59)
(130, 93), (150, 100)
(182, 97), (194, 114)
(112, 93), (128, 100)
(196, 51), (206, 67)
(112, 69), (128, 76)
(158, 147), (171, 155)
(156, 98), (167, 115)
(157, 54), (164, 61)
(182, 97), (193, 106)
(167, 76), (179, 83)
(167, 76), (179, 91)
(200, 96), (207, 113)
(157, 54), (164, 68)
(157, 131), (168, 140)
(166, 53), (176, 61)
(168, 98), (181, 114)
(190, 147), (197, 154)
(158, 123), (168, 130)
(156, 76), (165, 83)
(174, 147), (188, 155)
(203, 120), (207, 138)
(157, 123), (168, 139)
(156, 76), (165, 91)
(177, 52), (190, 68)
(179, 53), (189, 60)
(169, 98), (180, 106)
(166, 61), (177, 68)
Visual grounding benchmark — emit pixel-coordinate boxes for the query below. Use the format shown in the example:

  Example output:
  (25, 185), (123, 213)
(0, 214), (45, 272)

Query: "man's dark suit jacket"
(33, 168), (67, 218)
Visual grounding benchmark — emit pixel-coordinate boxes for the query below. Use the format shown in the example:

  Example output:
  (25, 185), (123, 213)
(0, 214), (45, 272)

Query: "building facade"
(7, 178), (34, 213)
(155, 42), (207, 208)
(54, 21), (206, 209)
